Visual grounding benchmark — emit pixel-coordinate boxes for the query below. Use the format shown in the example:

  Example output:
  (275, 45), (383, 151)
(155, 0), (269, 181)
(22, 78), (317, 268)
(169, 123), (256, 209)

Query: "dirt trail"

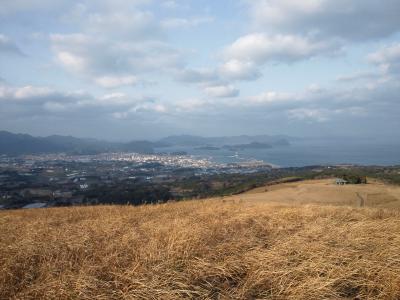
(356, 192), (365, 207)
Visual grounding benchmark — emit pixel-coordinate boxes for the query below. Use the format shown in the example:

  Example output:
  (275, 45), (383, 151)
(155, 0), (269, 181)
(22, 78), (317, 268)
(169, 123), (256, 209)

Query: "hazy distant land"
(0, 131), (290, 156)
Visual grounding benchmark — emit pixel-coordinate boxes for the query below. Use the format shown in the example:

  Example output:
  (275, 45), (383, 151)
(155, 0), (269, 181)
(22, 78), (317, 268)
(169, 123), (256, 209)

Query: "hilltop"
(1, 179), (400, 299)
(243, 178), (400, 208)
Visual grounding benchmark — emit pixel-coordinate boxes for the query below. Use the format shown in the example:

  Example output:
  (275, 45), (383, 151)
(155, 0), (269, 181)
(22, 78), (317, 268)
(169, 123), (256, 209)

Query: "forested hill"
(0, 131), (159, 155)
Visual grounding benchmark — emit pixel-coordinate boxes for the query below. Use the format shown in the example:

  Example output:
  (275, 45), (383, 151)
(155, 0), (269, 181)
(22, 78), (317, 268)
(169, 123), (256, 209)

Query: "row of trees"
(341, 174), (368, 184)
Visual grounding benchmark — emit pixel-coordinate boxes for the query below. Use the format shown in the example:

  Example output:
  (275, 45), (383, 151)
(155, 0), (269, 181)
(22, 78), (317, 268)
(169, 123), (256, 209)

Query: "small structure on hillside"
(79, 184), (89, 190)
(335, 178), (348, 185)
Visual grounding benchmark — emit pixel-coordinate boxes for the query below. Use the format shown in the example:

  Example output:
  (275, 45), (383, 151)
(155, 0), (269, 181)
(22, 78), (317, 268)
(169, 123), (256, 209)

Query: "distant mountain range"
(0, 131), (165, 156)
(0, 131), (291, 156)
(158, 134), (291, 147)
(222, 142), (274, 151)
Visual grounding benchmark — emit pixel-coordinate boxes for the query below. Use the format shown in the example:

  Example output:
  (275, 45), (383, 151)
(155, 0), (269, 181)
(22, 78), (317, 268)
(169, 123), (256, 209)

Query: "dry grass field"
(243, 178), (400, 208)
(1, 179), (400, 299)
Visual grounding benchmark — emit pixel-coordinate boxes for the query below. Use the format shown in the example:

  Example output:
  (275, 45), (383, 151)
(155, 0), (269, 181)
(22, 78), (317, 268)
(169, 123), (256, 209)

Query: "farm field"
(1, 179), (400, 299)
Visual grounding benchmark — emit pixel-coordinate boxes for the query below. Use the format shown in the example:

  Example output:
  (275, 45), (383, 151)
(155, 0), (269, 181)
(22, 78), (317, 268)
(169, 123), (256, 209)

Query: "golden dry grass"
(244, 179), (400, 208)
(1, 181), (400, 299)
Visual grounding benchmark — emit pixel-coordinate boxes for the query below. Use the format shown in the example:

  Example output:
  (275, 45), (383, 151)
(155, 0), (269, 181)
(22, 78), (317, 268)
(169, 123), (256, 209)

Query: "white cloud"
(111, 102), (168, 119)
(206, 0), (400, 85)
(13, 86), (54, 100)
(162, 1), (178, 9)
(216, 33), (340, 83)
(288, 108), (330, 122)
(56, 51), (87, 73)
(249, 0), (400, 41)
(336, 71), (379, 83)
(0, 0), (70, 15)
(218, 60), (261, 81)
(85, 11), (160, 39)
(288, 106), (368, 123)
(248, 91), (295, 105)
(94, 75), (138, 88)
(51, 33), (183, 85)
(2, 0), (400, 139)
(0, 84), (54, 101)
(177, 68), (218, 83)
(84, 0), (151, 11)
(0, 82), (167, 120)
(96, 93), (137, 106)
(137, 103), (168, 113)
(43, 101), (67, 112)
(1, 76), (400, 139)
(223, 33), (339, 64)
(368, 44), (400, 77)
(176, 67), (244, 98)
(336, 44), (400, 86)
(48, 2), (185, 88)
(161, 16), (213, 29)
(204, 84), (239, 98)
(174, 98), (208, 112)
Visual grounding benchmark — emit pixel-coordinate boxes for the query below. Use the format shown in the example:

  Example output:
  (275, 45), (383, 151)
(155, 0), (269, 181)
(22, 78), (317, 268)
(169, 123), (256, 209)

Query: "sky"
(0, 0), (400, 141)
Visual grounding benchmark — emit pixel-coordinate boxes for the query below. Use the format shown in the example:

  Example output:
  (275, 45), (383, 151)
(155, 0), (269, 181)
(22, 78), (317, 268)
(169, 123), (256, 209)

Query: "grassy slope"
(1, 189), (400, 299)
(243, 179), (400, 208)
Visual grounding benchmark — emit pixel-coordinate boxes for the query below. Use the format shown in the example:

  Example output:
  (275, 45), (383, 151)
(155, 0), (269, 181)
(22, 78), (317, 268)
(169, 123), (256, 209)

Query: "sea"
(156, 139), (400, 168)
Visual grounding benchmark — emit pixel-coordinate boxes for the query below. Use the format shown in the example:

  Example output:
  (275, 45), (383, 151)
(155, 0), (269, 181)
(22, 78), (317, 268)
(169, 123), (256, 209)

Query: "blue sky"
(0, 0), (400, 140)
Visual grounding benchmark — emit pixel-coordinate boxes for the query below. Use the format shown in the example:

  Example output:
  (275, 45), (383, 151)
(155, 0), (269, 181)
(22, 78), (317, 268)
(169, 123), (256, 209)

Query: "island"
(222, 142), (273, 151)
(194, 146), (220, 151)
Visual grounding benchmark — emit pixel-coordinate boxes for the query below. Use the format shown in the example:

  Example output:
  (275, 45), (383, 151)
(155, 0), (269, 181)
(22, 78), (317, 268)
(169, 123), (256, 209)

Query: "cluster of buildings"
(100, 153), (220, 169)
(0, 152), (273, 209)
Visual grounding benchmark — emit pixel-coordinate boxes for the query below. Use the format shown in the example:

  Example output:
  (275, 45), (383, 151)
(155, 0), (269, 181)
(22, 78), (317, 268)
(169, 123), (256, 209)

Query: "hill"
(243, 178), (400, 208)
(0, 131), (66, 155)
(0, 131), (290, 156)
(158, 134), (291, 147)
(1, 179), (400, 299)
(0, 131), (160, 155)
(222, 142), (273, 151)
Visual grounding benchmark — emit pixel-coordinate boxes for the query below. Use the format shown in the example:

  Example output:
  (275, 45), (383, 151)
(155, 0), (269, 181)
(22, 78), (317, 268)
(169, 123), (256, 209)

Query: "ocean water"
(156, 140), (400, 167)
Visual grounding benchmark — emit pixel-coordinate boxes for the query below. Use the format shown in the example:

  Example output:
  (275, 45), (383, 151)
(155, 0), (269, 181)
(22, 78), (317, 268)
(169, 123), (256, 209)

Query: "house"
(335, 178), (348, 185)
(80, 184), (89, 190)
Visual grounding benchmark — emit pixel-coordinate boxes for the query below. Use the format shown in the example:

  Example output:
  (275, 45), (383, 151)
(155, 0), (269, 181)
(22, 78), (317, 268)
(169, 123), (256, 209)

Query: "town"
(2, 152), (400, 210)
(0, 152), (274, 209)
